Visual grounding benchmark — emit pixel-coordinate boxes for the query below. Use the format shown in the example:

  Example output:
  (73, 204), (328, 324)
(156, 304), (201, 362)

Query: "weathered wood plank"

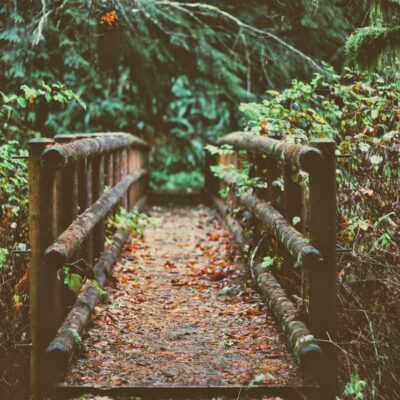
(52, 383), (320, 399)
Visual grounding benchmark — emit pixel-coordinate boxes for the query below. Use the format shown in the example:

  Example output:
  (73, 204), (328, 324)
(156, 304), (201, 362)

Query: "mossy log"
(216, 132), (322, 173)
(46, 196), (147, 372)
(239, 190), (321, 269)
(45, 170), (146, 267)
(219, 174), (321, 269)
(41, 133), (150, 170)
(252, 261), (322, 372)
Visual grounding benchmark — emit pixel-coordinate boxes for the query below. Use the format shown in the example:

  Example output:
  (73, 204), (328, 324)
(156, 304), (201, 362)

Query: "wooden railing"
(206, 132), (337, 399)
(28, 133), (150, 398)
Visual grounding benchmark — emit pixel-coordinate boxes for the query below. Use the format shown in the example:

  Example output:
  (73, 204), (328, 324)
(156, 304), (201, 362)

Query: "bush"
(238, 68), (400, 399)
(0, 83), (84, 399)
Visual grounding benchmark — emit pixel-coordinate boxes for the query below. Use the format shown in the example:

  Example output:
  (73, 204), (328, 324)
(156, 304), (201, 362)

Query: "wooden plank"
(52, 383), (320, 399)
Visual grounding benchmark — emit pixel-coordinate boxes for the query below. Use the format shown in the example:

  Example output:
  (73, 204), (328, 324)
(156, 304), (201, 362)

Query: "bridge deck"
(57, 203), (316, 399)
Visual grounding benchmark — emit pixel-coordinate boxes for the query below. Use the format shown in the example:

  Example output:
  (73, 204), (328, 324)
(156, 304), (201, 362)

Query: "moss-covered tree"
(346, 0), (400, 73)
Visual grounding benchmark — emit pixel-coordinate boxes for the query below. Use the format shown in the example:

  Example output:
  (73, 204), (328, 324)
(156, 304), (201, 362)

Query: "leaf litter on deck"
(62, 205), (312, 390)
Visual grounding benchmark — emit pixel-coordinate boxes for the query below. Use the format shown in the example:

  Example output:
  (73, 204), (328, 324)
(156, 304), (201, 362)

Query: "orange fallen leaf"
(208, 232), (220, 241)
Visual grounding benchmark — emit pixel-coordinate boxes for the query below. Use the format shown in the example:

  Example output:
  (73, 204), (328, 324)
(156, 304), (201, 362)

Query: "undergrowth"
(210, 68), (400, 400)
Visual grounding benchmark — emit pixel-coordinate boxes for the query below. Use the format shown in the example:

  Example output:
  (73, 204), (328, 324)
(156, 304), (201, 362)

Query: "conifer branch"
(155, 1), (326, 73)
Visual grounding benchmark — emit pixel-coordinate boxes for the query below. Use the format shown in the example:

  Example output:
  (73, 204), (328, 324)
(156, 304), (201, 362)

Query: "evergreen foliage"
(0, 1), (361, 188)
(346, 0), (400, 73)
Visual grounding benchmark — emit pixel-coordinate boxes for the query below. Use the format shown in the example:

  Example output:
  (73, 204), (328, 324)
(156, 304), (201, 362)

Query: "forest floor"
(60, 204), (313, 398)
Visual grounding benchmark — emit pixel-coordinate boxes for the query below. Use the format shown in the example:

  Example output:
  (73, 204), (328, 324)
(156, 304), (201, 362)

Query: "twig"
(32, 0), (51, 46)
(157, 1), (327, 74)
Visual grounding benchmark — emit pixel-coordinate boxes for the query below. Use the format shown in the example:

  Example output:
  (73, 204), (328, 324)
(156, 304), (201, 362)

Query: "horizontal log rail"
(28, 133), (150, 399)
(216, 131), (322, 172)
(41, 133), (150, 169)
(207, 132), (337, 399)
(220, 175), (321, 269)
(45, 170), (146, 267)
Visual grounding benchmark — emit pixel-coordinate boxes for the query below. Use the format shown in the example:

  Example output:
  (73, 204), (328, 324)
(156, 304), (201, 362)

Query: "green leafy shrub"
(0, 83), (85, 399)
(344, 372), (368, 400)
(108, 207), (151, 239)
(213, 69), (399, 399)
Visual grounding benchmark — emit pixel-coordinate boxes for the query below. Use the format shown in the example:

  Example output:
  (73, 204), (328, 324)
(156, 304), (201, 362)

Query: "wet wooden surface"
(60, 204), (315, 397)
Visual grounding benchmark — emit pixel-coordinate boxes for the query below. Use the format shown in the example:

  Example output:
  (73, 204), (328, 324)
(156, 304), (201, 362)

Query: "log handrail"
(41, 133), (150, 169)
(45, 170), (146, 266)
(216, 131), (323, 172)
(220, 173), (321, 269)
(206, 132), (337, 399)
(28, 133), (150, 399)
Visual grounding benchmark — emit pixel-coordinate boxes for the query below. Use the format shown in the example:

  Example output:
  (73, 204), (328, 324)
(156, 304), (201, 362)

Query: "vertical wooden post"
(105, 151), (113, 189)
(92, 153), (105, 260)
(29, 138), (55, 399)
(248, 152), (263, 240)
(283, 159), (310, 316)
(120, 148), (128, 209)
(217, 153), (237, 204)
(205, 151), (218, 198)
(53, 134), (79, 324)
(266, 159), (281, 210)
(113, 150), (121, 214)
(309, 139), (337, 398)
(142, 149), (150, 198)
(77, 151), (93, 269)
(253, 154), (268, 200)
(104, 152), (114, 224)
(204, 149), (213, 196)
(283, 163), (303, 231)
(128, 148), (139, 209)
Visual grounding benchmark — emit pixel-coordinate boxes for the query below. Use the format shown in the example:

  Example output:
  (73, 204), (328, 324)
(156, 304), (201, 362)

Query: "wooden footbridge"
(28, 132), (337, 399)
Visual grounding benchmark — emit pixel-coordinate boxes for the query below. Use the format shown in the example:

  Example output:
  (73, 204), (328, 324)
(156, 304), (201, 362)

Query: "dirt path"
(62, 204), (311, 391)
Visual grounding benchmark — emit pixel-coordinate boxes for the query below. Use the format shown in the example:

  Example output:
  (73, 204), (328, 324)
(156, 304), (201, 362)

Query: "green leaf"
(63, 270), (83, 294)
(16, 97), (27, 108)
(261, 256), (275, 270)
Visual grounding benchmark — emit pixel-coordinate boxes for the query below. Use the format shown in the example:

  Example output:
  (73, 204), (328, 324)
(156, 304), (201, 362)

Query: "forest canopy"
(0, 0), (367, 188)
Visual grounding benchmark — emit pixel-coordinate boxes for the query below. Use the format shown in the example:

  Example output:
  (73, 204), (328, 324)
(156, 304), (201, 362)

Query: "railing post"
(205, 151), (219, 198)
(141, 148), (150, 197)
(283, 163), (303, 231)
(128, 147), (139, 209)
(53, 134), (79, 323)
(28, 138), (55, 399)
(120, 148), (128, 209)
(266, 159), (281, 210)
(105, 151), (113, 189)
(309, 139), (337, 398)
(248, 152), (263, 240)
(92, 153), (105, 260)
(77, 144), (93, 270)
(283, 158), (311, 319)
(113, 150), (121, 213)
(217, 153), (237, 204)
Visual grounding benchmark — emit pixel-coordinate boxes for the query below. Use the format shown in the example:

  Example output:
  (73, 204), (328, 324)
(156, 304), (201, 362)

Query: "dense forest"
(0, 1), (399, 399)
